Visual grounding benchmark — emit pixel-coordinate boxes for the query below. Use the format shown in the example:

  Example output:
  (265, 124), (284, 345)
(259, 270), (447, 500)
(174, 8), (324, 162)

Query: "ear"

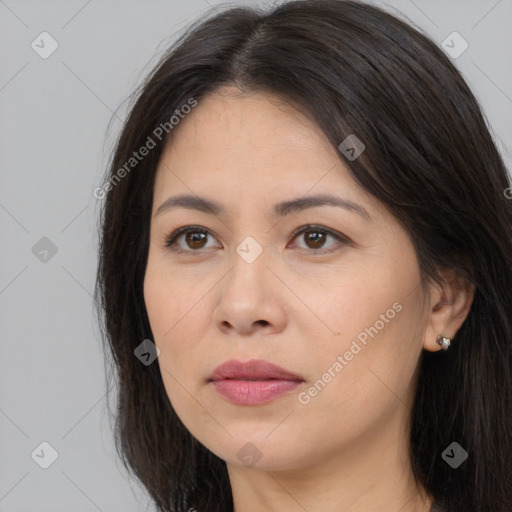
(422, 268), (475, 352)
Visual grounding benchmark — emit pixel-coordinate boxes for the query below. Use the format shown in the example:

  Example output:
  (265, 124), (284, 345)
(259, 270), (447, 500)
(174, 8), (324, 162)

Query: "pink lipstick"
(208, 359), (304, 405)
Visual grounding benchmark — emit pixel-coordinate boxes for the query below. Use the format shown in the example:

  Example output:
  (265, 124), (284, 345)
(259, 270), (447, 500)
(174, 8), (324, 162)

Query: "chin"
(202, 436), (310, 472)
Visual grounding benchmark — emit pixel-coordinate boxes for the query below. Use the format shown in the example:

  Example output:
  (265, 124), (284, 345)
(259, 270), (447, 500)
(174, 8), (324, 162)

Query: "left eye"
(164, 224), (348, 254)
(289, 225), (347, 252)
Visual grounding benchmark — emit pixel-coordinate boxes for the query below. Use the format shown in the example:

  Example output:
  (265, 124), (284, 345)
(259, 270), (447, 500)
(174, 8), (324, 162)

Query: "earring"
(437, 335), (451, 351)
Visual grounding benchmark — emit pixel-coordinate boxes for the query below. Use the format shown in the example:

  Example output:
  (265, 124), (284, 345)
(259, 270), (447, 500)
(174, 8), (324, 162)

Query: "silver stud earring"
(437, 335), (451, 351)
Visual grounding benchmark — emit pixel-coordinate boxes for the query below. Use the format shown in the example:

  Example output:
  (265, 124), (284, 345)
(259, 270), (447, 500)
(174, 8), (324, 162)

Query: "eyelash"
(163, 224), (350, 255)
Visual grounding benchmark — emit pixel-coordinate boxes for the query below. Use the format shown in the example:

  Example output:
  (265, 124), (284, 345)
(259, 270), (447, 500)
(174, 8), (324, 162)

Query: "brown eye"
(303, 230), (327, 249)
(165, 224), (348, 255)
(165, 226), (218, 252)
(184, 231), (208, 249)
(290, 225), (348, 253)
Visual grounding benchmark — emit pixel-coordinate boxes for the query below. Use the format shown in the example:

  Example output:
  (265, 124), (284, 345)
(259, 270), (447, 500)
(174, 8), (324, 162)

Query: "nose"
(211, 241), (287, 337)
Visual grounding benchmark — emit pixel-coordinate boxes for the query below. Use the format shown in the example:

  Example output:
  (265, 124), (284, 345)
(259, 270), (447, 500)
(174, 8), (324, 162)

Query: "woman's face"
(144, 86), (431, 472)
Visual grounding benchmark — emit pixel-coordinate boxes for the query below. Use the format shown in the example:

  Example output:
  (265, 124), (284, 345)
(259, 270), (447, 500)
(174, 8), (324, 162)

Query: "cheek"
(291, 301), (423, 455)
(292, 260), (423, 400)
(289, 261), (399, 350)
(143, 261), (210, 385)
(144, 258), (196, 342)
(143, 268), (204, 425)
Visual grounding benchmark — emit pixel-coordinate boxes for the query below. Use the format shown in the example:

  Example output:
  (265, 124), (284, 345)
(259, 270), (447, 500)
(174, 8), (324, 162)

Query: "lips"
(209, 359), (304, 382)
(208, 359), (304, 405)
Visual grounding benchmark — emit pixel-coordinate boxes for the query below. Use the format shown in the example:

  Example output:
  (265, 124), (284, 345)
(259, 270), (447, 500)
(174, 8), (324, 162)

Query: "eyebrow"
(155, 193), (372, 221)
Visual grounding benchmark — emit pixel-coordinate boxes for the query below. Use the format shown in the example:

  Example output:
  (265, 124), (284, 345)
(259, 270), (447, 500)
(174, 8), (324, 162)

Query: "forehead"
(155, 88), (348, 188)
(176, 86), (321, 143)
(151, 86), (386, 223)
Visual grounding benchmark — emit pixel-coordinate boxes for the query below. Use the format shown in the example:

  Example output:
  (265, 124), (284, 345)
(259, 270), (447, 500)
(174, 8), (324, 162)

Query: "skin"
(143, 85), (474, 512)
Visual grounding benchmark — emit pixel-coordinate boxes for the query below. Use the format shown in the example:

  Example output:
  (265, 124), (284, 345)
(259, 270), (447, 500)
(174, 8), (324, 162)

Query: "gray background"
(0, 0), (510, 510)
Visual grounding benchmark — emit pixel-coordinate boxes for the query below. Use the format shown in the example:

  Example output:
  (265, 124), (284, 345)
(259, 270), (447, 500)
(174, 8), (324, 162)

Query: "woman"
(95, 1), (512, 511)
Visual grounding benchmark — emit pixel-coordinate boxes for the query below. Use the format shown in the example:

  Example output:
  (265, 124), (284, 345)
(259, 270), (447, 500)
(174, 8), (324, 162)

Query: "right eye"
(164, 226), (220, 253)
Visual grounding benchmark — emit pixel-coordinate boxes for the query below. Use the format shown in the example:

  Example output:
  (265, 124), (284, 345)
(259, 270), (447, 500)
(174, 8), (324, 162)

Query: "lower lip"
(211, 379), (303, 405)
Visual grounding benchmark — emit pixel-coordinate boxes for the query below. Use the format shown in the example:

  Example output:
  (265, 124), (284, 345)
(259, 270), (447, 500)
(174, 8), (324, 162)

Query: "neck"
(227, 407), (434, 512)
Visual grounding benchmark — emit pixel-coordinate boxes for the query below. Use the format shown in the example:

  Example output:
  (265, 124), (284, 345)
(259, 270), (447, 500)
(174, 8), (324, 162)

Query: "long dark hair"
(94, 1), (512, 510)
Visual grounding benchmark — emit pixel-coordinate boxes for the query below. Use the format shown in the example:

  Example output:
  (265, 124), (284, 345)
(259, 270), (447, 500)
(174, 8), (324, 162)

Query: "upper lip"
(209, 359), (304, 382)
